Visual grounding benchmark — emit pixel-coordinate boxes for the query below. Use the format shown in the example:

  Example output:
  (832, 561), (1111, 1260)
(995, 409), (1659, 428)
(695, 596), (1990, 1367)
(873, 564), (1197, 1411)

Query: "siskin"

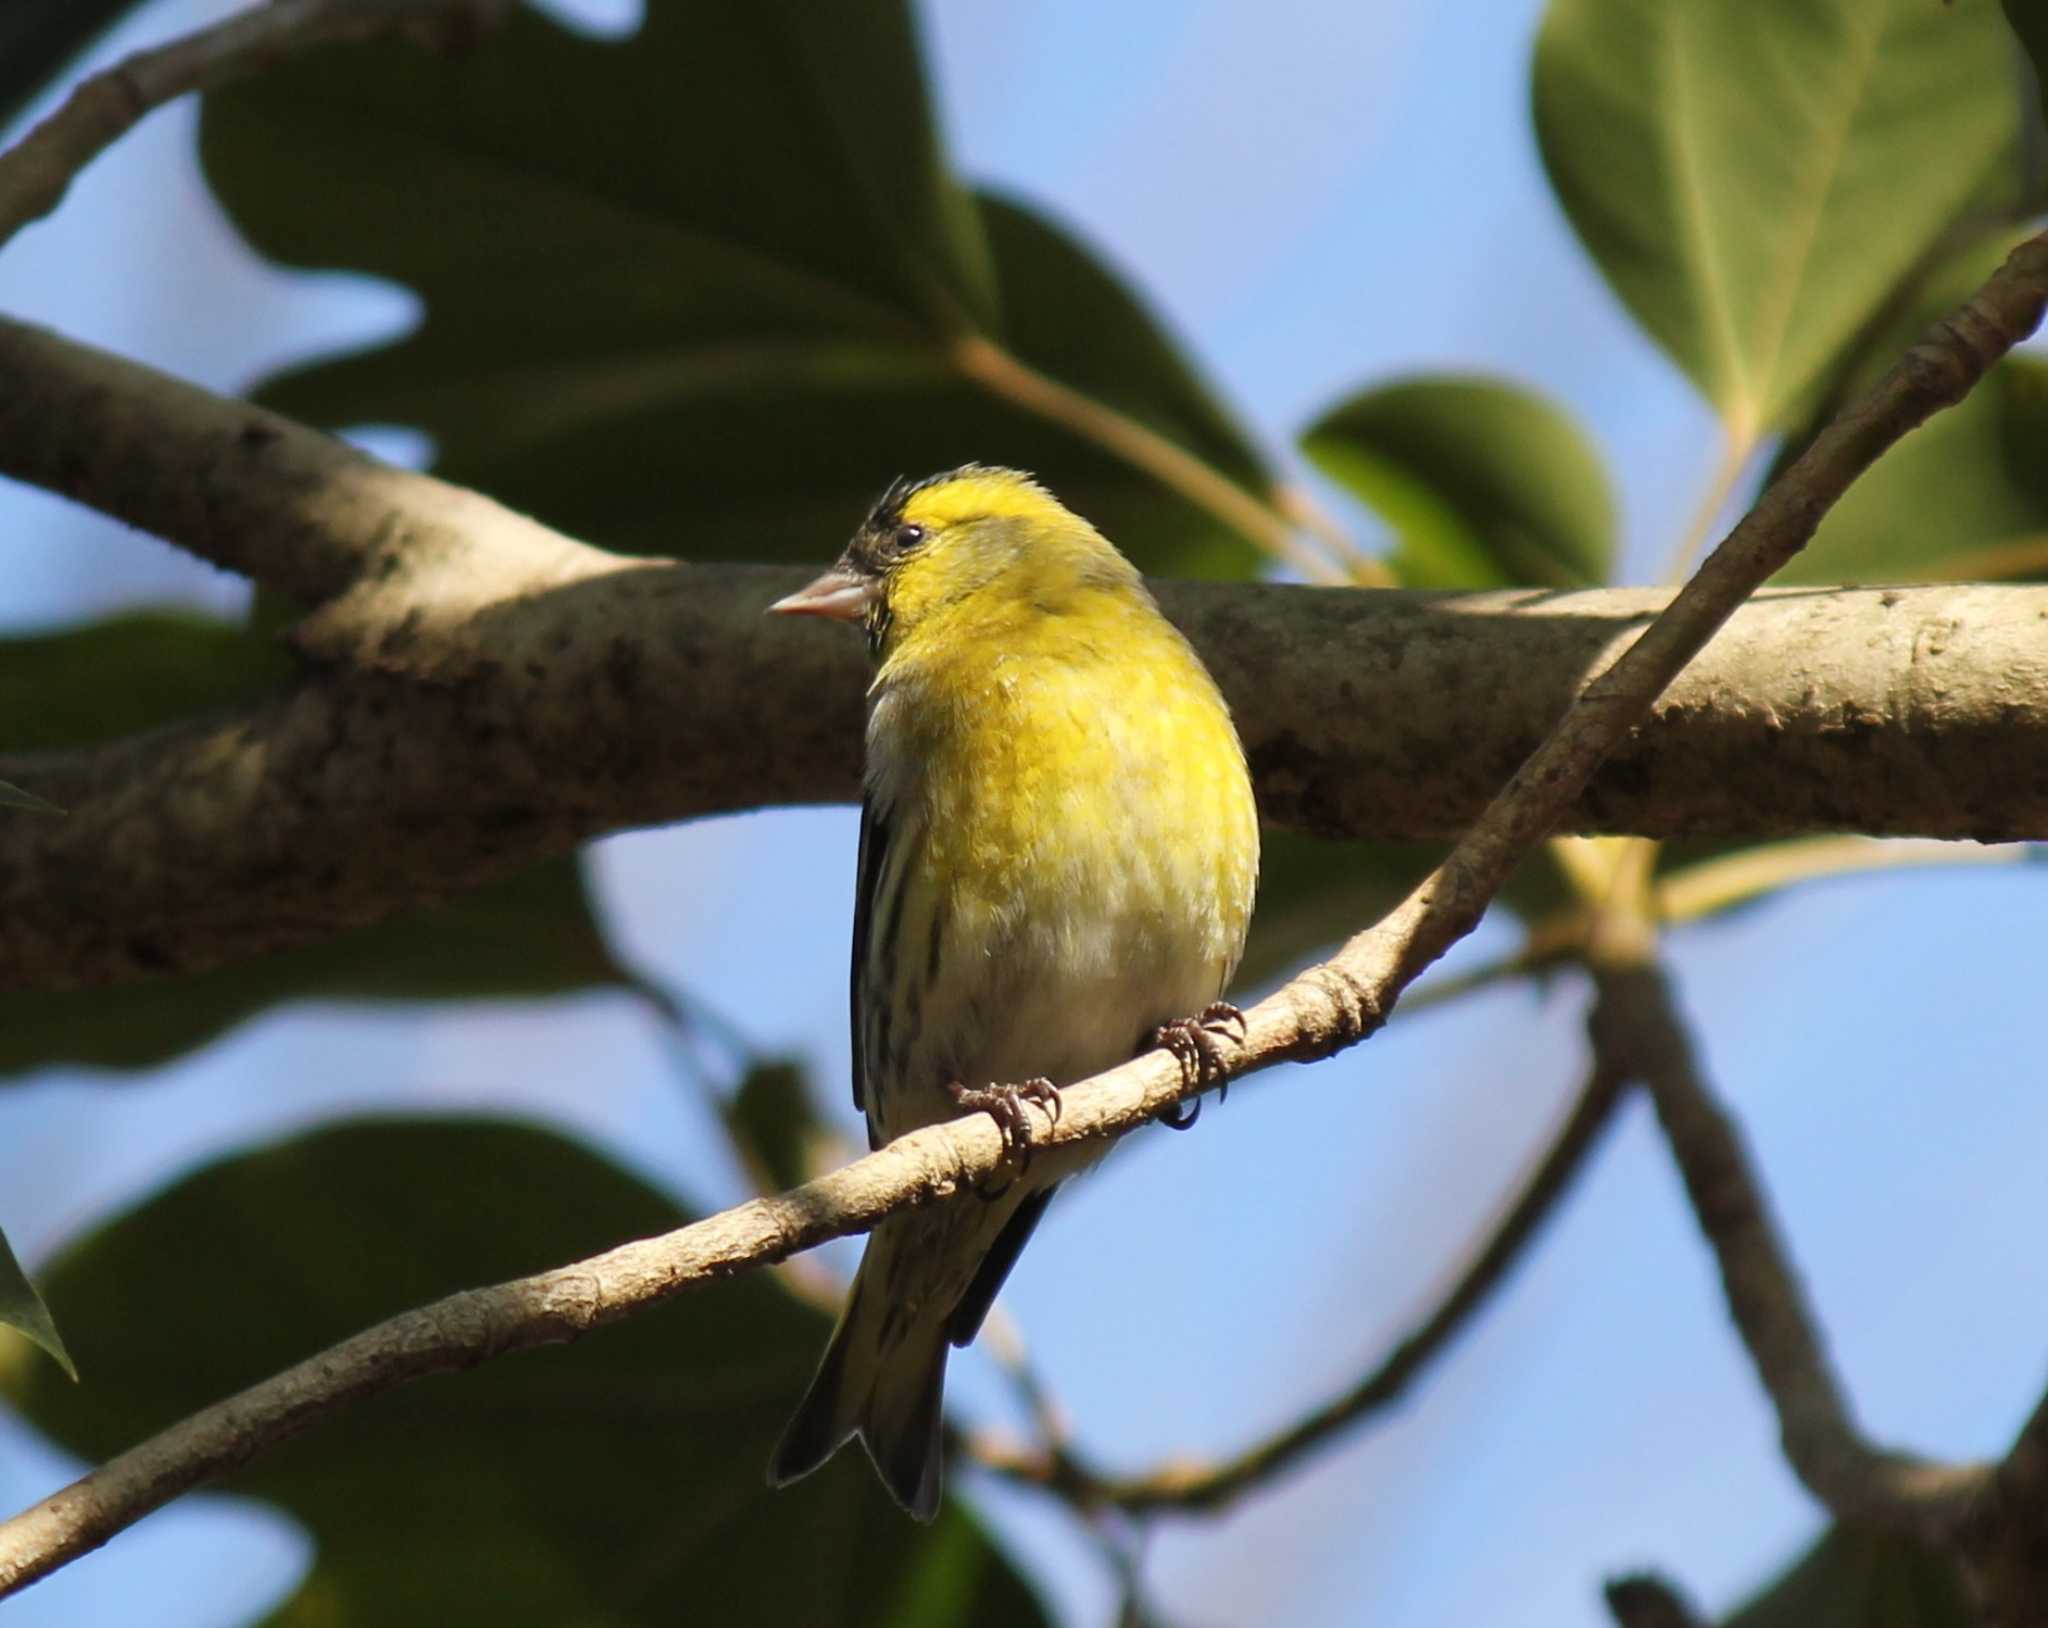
(764, 465), (1259, 1519)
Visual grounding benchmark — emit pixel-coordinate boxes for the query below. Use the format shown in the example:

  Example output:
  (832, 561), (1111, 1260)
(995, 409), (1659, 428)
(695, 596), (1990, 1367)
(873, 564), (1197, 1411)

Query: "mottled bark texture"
(3, 316), (2048, 988)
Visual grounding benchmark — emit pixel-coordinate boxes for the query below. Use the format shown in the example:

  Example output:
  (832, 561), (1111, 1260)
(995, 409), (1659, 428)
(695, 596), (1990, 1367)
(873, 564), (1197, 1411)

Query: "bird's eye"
(892, 523), (927, 553)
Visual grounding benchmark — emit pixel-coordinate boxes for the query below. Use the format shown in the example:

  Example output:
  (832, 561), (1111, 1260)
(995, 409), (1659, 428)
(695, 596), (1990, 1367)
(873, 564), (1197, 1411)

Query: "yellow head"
(767, 465), (1143, 656)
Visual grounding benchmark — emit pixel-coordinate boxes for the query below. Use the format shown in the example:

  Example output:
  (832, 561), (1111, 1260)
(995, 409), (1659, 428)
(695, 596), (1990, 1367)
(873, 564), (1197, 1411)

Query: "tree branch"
(1593, 948), (2048, 1624)
(982, 1056), (1629, 1511)
(7, 302), (2048, 985)
(1589, 959), (1985, 1539)
(0, 226), (2038, 1600)
(0, 0), (505, 255)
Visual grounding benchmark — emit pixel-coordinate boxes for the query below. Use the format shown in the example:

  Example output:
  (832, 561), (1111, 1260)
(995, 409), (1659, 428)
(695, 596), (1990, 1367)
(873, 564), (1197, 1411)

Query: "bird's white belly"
(874, 882), (1227, 1145)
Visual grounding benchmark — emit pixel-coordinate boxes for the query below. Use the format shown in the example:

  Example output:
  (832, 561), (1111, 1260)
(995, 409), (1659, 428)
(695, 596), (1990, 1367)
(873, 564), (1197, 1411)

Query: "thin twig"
(0, 226), (2043, 1603)
(1588, 958), (1985, 1539)
(1274, 479), (1394, 585)
(1655, 837), (2035, 926)
(1661, 431), (1760, 583)
(993, 1059), (1630, 1512)
(948, 333), (1351, 583)
(0, 0), (503, 255)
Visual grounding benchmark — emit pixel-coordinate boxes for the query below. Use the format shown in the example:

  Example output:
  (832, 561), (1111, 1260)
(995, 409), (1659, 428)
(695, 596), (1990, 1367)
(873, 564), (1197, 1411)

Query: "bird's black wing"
(849, 797), (888, 1138)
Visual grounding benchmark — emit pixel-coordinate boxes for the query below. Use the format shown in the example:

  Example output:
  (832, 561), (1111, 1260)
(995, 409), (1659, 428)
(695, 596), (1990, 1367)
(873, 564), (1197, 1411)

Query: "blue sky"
(2, 2), (2044, 1625)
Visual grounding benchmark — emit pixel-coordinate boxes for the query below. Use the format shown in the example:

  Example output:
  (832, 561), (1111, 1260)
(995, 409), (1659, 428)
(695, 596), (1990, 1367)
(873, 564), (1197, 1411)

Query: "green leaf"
(1783, 353), (2048, 584)
(0, 0), (147, 130)
(2005, 0), (2048, 120)
(197, 3), (1269, 581)
(4, 1119), (1051, 1626)
(1534, 0), (2021, 434)
(0, 610), (291, 751)
(1774, 225), (2048, 584)
(725, 1059), (833, 1192)
(1237, 832), (1582, 994)
(1237, 832), (1437, 991)
(1301, 375), (1615, 588)
(0, 1222), (72, 1380)
(1725, 1523), (1972, 1628)
(0, 857), (622, 1076)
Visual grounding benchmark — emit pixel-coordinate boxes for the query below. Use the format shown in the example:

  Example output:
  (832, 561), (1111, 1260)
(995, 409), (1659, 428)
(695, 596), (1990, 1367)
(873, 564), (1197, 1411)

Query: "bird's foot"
(1151, 1002), (1247, 1130)
(947, 1076), (1062, 1195)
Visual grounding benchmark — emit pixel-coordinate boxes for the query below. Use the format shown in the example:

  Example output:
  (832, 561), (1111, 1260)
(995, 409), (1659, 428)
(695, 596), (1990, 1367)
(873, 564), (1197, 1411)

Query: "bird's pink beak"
(767, 567), (874, 622)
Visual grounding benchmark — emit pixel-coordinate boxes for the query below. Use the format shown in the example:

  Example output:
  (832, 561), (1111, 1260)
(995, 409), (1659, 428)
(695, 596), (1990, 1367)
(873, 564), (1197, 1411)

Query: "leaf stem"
(948, 333), (1367, 583)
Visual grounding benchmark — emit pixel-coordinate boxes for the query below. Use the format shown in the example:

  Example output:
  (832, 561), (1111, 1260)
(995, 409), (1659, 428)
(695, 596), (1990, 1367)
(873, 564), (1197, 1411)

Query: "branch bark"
(1, 227), (2039, 1602)
(6, 302), (2048, 985)
(0, 0), (505, 255)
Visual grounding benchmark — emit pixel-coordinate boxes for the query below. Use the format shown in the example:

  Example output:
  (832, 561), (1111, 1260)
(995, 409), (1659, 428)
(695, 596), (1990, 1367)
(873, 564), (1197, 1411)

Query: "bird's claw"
(948, 1076), (1062, 1196)
(1151, 1001), (1246, 1127)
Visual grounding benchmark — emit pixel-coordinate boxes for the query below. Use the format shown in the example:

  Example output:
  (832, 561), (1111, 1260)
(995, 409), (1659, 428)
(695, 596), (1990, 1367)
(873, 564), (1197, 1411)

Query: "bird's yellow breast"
(871, 586), (1258, 1013)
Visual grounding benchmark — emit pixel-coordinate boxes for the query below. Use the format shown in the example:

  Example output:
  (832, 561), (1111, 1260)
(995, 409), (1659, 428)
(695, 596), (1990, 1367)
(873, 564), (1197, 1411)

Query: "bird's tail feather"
(766, 1265), (949, 1522)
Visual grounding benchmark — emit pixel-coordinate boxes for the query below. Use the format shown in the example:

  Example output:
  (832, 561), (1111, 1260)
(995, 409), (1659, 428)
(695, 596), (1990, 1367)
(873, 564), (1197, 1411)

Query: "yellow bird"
(765, 465), (1259, 1519)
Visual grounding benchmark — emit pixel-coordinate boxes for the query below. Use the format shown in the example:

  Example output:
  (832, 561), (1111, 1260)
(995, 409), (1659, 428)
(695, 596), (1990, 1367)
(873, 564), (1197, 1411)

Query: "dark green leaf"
(0, 0), (146, 131)
(4, 1119), (1051, 1626)
(1238, 831), (1581, 993)
(0, 857), (622, 1076)
(1725, 1522), (1972, 1628)
(1534, 0), (2020, 433)
(197, 3), (1268, 581)
(1301, 375), (1615, 588)
(1237, 832), (1437, 991)
(725, 1059), (832, 1192)
(1783, 354), (2048, 584)
(0, 1222), (72, 1380)
(2005, 0), (2048, 122)
(1773, 225), (2048, 584)
(0, 611), (290, 751)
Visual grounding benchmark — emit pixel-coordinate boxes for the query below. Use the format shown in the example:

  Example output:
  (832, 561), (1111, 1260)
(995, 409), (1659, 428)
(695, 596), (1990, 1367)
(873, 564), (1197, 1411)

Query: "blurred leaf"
(0, 0), (146, 130)
(0, 857), (621, 1077)
(1783, 353), (2048, 584)
(0, 610), (290, 751)
(1534, 0), (2020, 434)
(1301, 375), (1615, 588)
(1771, 222), (2048, 584)
(198, 3), (1269, 581)
(3, 1118), (1051, 1626)
(1724, 1523), (1972, 1628)
(726, 1059), (831, 1191)
(0, 1223), (72, 1380)
(1237, 832), (1436, 991)
(1238, 831), (1582, 993)
(2006, 1), (2048, 120)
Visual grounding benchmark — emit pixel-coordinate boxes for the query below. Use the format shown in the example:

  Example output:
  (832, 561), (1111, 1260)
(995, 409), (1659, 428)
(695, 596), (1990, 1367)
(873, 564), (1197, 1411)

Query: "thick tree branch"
(7, 303), (2048, 985)
(1, 227), (2039, 1601)
(0, 0), (504, 255)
